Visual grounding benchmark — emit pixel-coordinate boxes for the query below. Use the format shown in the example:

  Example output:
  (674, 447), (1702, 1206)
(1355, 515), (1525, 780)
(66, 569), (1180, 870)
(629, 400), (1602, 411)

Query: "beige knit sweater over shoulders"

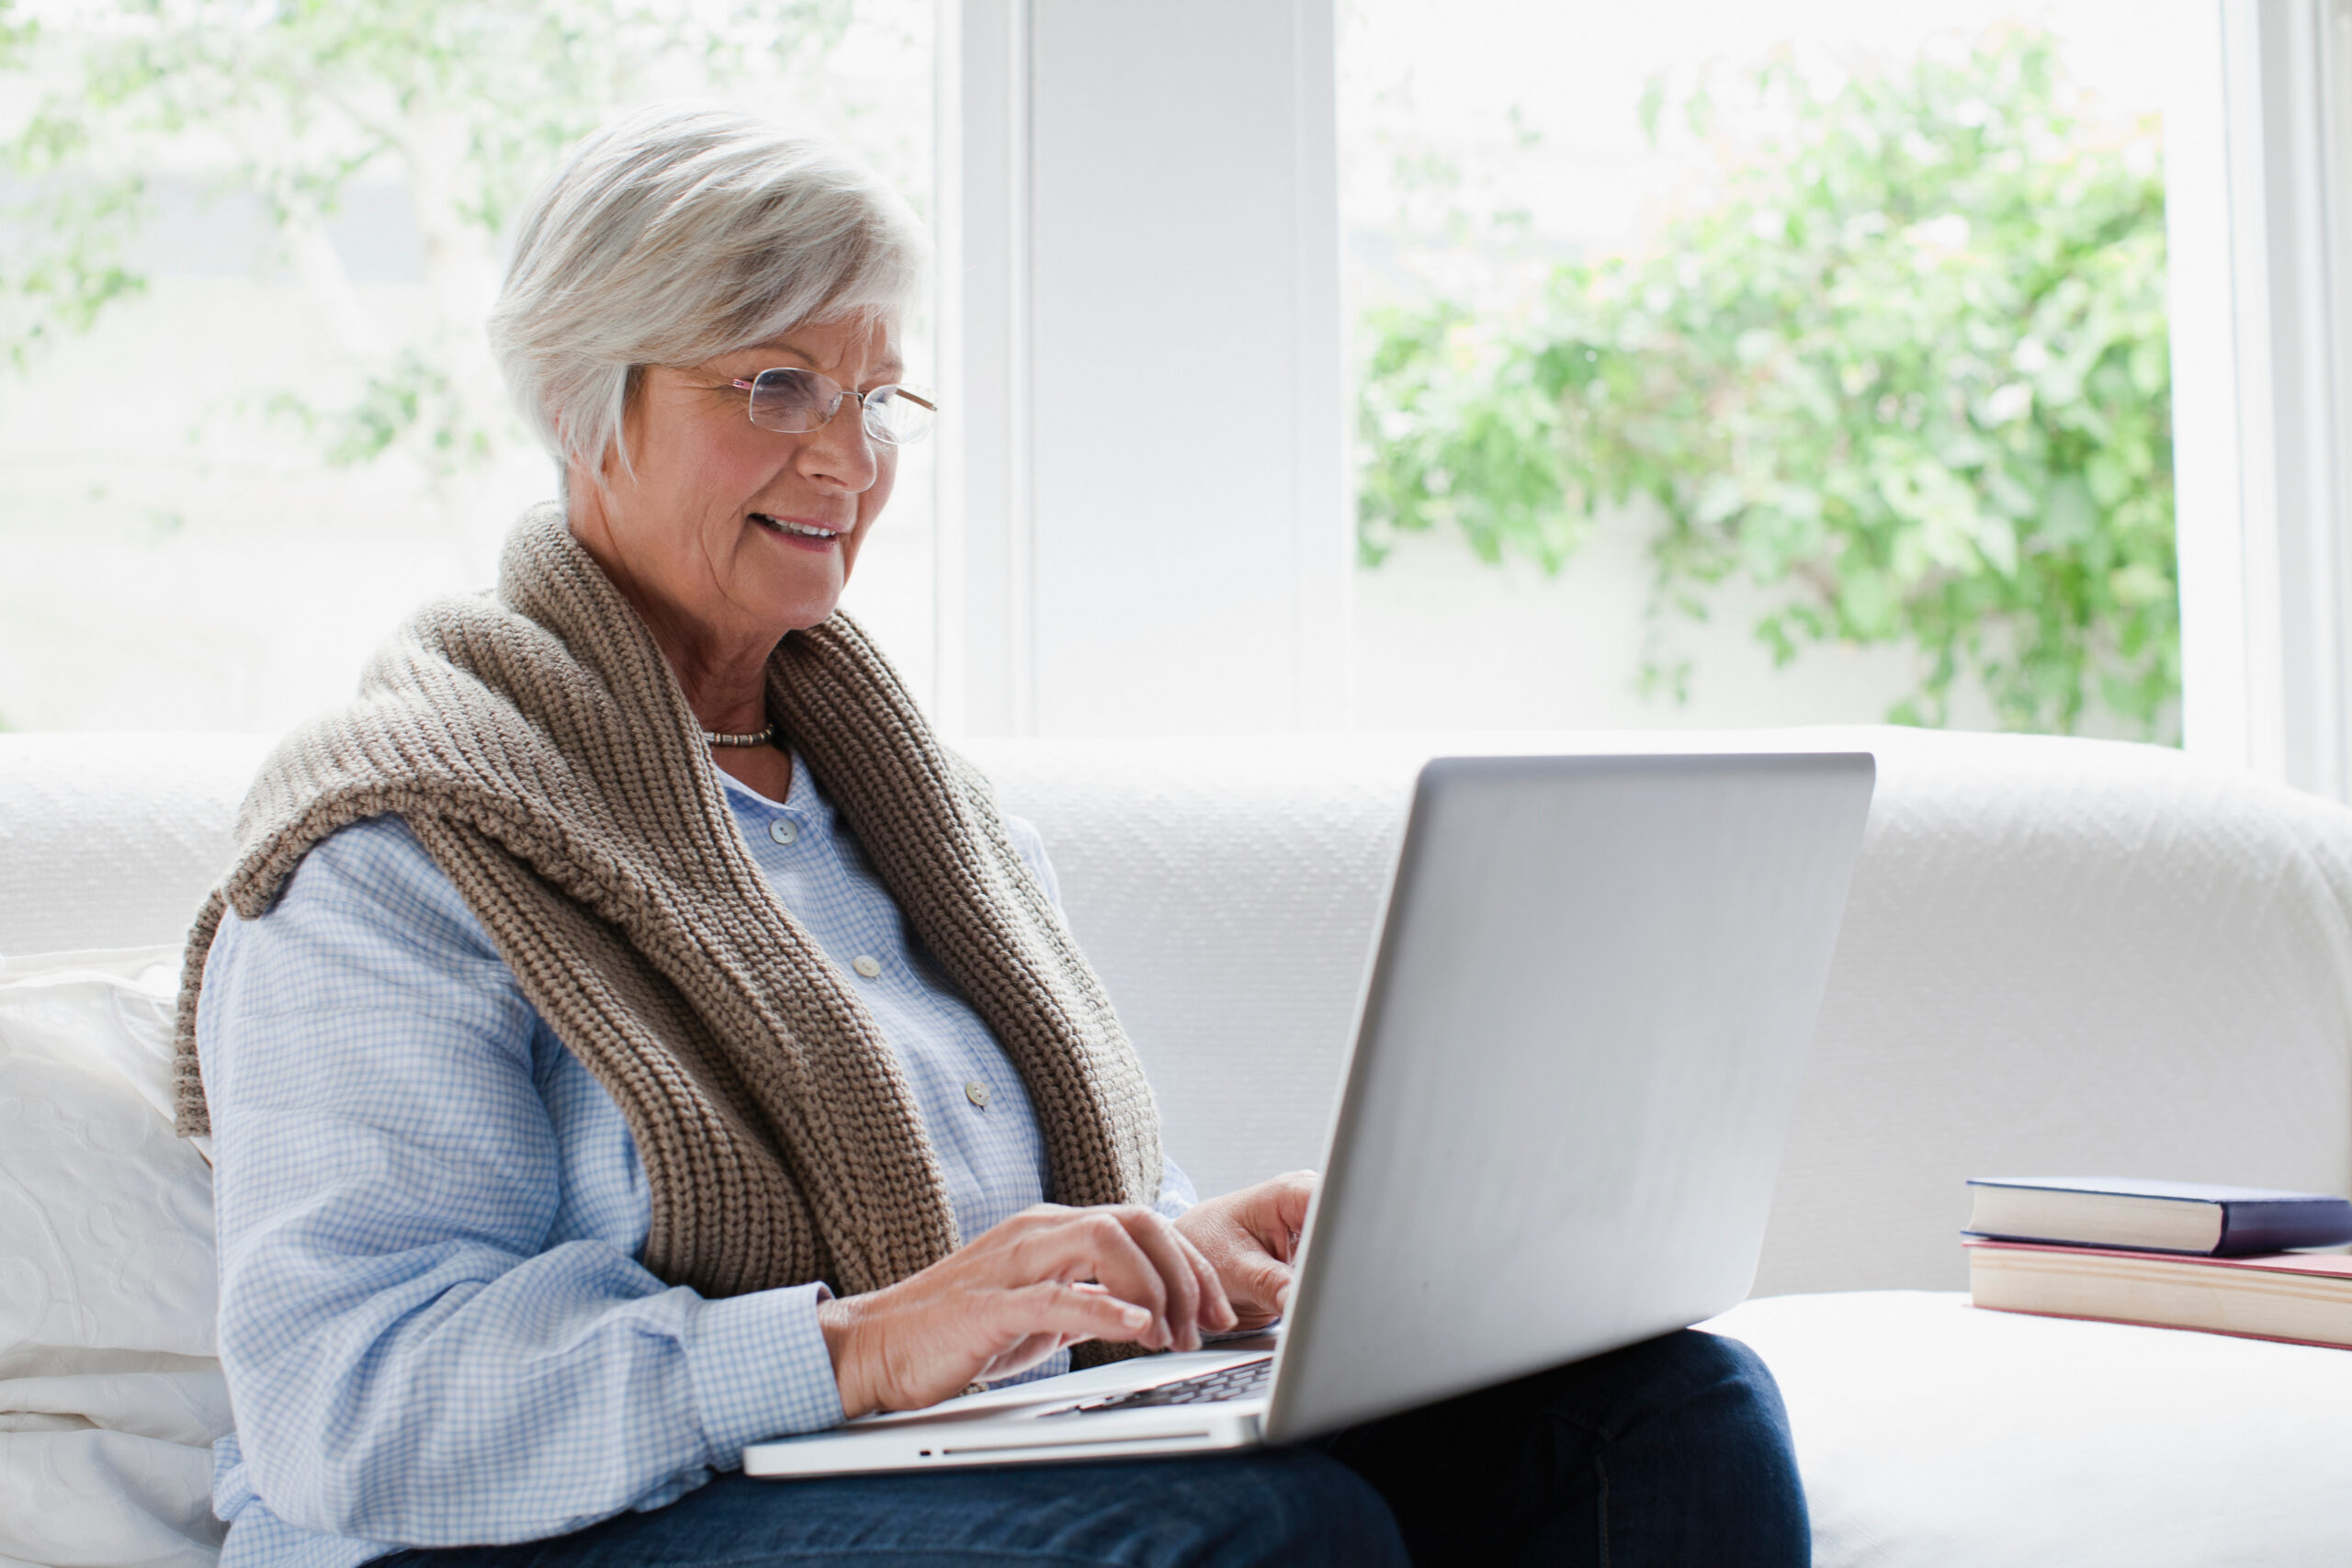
(174, 503), (1163, 1303)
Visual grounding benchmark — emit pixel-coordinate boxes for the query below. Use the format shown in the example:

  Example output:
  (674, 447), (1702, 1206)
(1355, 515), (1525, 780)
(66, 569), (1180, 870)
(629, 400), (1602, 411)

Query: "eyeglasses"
(729, 367), (938, 446)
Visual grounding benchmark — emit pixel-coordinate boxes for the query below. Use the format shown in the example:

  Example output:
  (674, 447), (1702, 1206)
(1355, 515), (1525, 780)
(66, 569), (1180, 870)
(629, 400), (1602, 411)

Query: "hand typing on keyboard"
(818, 1203), (1237, 1418)
(1171, 1171), (1317, 1331)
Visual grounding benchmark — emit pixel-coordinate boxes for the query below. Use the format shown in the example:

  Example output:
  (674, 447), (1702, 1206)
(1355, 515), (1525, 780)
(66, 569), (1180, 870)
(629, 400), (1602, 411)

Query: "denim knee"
(1669, 1329), (1796, 1444)
(1608, 1329), (1809, 1567)
(1576, 1326), (1794, 1437)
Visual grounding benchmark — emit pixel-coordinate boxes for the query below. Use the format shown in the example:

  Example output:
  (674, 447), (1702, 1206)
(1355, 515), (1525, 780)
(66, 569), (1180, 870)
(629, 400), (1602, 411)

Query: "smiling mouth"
(751, 512), (842, 542)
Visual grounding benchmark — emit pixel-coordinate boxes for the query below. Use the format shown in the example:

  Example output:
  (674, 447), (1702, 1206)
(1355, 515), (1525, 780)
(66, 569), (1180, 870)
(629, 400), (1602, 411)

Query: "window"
(0, 0), (936, 733)
(1340, 0), (2177, 739)
(16, 2), (2352, 792)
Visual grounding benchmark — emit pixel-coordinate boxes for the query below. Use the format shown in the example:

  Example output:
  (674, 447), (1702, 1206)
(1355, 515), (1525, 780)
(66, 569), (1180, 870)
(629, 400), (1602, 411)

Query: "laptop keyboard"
(1041, 1356), (1273, 1416)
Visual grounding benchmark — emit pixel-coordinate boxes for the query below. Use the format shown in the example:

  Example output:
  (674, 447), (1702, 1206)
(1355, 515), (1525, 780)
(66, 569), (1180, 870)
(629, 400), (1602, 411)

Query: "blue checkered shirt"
(196, 753), (1195, 1567)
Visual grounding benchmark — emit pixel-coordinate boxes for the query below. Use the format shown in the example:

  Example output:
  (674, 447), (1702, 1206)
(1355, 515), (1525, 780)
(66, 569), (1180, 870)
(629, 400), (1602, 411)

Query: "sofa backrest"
(0, 731), (273, 958)
(8, 727), (2351, 1296)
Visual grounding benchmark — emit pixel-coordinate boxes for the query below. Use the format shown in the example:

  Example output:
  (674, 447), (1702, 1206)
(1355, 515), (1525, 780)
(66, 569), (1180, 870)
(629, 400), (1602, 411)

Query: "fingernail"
(1120, 1304), (1150, 1329)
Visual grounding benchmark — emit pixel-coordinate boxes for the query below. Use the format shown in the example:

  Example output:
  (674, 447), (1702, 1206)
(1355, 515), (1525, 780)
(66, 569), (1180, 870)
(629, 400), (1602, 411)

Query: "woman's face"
(580, 315), (900, 643)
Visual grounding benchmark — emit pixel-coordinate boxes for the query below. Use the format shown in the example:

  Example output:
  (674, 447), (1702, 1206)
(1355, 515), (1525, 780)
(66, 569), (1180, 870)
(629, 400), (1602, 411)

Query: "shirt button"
(852, 954), (882, 978)
(965, 1080), (991, 1109)
(768, 819), (798, 845)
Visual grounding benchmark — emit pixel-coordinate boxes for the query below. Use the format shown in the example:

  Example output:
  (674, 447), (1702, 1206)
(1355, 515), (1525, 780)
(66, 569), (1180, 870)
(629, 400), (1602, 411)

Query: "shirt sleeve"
(198, 817), (842, 1547)
(1001, 811), (1197, 1220)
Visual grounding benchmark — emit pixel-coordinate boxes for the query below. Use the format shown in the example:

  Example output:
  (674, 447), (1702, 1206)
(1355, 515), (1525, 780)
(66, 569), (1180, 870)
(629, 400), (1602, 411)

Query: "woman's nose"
(796, 396), (881, 491)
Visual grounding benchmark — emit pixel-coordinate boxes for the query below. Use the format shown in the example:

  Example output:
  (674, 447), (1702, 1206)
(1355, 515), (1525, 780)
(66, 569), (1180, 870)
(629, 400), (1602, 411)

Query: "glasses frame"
(729, 367), (938, 446)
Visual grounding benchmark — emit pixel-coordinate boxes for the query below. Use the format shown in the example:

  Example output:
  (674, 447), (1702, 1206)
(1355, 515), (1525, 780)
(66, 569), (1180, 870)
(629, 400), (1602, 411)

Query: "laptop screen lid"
(1264, 752), (1873, 1441)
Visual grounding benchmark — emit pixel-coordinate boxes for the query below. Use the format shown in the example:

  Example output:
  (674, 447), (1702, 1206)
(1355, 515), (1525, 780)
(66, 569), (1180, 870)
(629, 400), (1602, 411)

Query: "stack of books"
(1964, 1177), (2352, 1348)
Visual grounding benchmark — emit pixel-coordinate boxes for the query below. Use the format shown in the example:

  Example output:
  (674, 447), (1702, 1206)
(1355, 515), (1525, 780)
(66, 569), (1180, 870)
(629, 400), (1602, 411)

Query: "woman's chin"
(753, 572), (847, 632)
(742, 525), (857, 622)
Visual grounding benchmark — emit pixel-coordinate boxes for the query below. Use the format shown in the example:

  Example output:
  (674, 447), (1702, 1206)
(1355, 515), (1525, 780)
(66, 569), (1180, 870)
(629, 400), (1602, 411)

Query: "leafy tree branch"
(3, 0), (855, 478)
(1358, 29), (2175, 737)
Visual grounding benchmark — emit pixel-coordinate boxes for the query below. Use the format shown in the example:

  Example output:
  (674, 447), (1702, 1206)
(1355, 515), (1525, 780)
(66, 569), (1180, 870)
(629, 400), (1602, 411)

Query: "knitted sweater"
(174, 503), (1163, 1303)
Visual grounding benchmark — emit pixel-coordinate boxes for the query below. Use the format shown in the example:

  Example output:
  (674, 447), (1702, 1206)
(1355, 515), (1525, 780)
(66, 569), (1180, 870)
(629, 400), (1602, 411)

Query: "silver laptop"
(745, 751), (1874, 1478)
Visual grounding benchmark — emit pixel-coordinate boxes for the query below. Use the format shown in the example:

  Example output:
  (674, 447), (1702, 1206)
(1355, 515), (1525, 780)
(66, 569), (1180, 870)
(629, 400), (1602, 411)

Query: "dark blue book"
(1963, 1177), (2352, 1257)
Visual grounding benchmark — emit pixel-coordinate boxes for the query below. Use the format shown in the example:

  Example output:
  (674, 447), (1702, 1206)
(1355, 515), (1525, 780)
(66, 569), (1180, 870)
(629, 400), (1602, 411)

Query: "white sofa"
(6, 725), (2352, 1564)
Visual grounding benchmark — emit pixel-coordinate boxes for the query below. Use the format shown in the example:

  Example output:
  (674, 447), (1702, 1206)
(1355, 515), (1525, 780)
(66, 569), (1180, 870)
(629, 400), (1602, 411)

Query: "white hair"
(489, 103), (926, 488)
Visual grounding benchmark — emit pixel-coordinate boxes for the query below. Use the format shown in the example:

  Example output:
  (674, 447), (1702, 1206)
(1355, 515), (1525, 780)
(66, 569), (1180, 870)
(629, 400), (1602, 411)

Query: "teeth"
(756, 513), (836, 539)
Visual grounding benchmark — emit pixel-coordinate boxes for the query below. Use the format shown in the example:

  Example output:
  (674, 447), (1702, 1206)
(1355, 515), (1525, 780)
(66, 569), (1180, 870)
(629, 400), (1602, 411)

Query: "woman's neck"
(566, 492), (774, 737)
(566, 495), (796, 799)
(651, 628), (775, 739)
(639, 618), (795, 800)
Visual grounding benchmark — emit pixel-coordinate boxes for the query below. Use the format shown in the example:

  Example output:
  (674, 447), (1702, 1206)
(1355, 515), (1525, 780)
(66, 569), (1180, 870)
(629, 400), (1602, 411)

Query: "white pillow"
(0, 948), (228, 1567)
(1706, 1291), (2352, 1567)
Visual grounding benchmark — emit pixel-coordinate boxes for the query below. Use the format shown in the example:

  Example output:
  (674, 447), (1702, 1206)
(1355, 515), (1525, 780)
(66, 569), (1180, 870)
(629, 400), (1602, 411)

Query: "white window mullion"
(2174, 0), (2352, 800)
(934, 0), (1037, 737)
(1287, 0), (1353, 731)
(937, 0), (1347, 739)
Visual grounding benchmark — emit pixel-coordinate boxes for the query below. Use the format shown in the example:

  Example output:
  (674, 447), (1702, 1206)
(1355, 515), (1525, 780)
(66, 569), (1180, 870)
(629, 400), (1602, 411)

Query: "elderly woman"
(180, 106), (1807, 1567)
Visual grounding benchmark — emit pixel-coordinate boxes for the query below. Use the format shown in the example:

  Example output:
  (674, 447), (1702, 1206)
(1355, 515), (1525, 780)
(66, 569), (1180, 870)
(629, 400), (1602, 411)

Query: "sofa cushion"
(0, 947), (229, 1566)
(1707, 1290), (2352, 1566)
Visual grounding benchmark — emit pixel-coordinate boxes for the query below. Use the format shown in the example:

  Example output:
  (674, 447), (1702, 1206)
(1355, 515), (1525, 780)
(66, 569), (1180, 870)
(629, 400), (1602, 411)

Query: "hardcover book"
(1963, 1176), (2352, 1256)
(1967, 1239), (2352, 1349)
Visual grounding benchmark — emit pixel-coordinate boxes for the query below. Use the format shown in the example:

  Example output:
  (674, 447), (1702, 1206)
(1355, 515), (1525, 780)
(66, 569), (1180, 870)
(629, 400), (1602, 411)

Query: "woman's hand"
(1173, 1170), (1318, 1331)
(816, 1202), (1238, 1417)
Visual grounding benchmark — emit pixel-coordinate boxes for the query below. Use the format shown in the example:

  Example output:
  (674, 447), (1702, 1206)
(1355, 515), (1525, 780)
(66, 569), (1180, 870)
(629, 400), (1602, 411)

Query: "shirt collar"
(718, 750), (834, 833)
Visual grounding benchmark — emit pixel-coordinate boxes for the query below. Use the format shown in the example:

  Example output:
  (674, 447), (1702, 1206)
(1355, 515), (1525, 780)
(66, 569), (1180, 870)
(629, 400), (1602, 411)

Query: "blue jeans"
(375, 1329), (1805, 1567)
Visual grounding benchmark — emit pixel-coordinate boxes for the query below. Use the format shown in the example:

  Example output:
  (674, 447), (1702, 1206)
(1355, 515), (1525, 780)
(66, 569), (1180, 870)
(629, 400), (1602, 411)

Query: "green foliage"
(2, 0), (854, 472)
(0, 0), (34, 67)
(265, 348), (491, 468)
(1358, 304), (1586, 571)
(0, 170), (149, 373)
(1357, 30), (2177, 737)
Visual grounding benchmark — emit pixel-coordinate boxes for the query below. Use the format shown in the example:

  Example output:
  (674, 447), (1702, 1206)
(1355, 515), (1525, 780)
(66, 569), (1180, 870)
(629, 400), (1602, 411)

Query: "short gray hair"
(490, 103), (925, 485)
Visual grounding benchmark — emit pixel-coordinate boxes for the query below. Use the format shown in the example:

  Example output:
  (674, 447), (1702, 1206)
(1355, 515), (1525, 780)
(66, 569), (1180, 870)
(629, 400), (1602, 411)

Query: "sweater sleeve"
(198, 817), (842, 1549)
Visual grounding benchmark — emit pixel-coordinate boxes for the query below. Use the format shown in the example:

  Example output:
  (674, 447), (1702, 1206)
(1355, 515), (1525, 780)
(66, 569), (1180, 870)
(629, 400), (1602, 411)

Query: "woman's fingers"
(1012, 1207), (1174, 1347)
(1097, 1205), (1234, 1347)
(1168, 1172), (1323, 1331)
(1170, 1218), (1238, 1334)
(1111, 1206), (1210, 1349)
(825, 1201), (1250, 1418)
(1002, 1279), (1154, 1347)
(1242, 1252), (1295, 1316)
(1252, 1171), (1318, 1259)
(995, 1204), (1226, 1349)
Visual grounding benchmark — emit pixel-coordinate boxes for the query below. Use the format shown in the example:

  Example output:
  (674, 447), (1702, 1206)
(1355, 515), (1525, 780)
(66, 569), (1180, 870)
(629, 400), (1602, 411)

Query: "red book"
(1967, 1239), (2352, 1349)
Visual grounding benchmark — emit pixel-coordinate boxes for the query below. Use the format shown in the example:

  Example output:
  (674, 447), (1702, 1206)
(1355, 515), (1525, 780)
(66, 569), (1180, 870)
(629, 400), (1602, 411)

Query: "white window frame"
(2172, 0), (2352, 798)
(932, 0), (1351, 739)
(936, 0), (2326, 761)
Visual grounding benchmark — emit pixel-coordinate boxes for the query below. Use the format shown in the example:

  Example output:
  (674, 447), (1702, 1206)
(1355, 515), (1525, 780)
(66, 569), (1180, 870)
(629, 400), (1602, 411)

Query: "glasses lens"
(862, 385), (937, 446)
(747, 367), (838, 433)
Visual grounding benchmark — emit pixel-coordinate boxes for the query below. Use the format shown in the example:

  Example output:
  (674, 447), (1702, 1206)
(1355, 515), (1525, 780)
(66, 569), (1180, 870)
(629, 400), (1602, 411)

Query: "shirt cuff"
(681, 1280), (845, 1461)
(1156, 1154), (1199, 1221)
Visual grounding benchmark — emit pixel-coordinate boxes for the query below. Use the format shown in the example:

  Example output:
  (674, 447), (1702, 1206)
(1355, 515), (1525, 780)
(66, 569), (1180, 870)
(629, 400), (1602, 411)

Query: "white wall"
(1351, 516), (2022, 736)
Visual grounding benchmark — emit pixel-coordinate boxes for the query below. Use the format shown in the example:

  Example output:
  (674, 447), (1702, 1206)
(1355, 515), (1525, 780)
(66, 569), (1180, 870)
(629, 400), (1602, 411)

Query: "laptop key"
(1041, 1356), (1273, 1416)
